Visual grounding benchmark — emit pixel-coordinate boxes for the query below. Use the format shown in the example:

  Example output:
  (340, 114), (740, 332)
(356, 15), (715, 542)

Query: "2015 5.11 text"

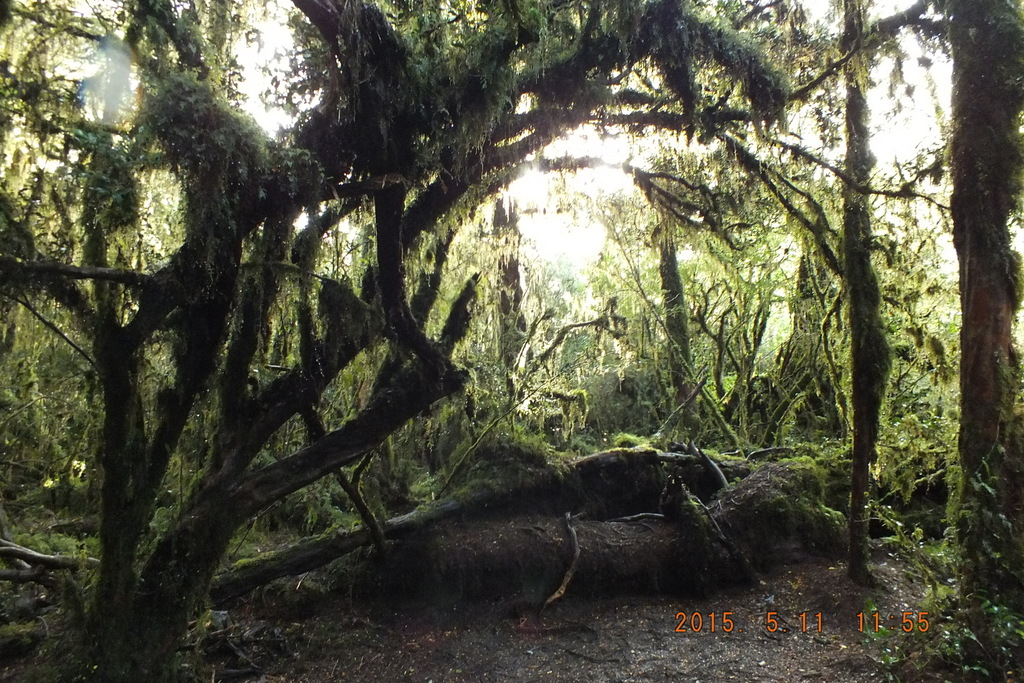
(673, 610), (930, 634)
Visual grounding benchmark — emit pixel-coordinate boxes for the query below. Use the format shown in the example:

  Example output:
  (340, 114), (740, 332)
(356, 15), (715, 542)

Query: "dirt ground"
(209, 544), (929, 683)
(0, 544), (934, 682)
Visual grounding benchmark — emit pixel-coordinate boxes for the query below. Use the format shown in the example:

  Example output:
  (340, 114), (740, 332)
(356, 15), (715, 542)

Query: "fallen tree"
(212, 449), (840, 606)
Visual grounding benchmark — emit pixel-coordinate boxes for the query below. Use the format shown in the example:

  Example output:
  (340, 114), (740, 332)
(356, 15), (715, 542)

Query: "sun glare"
(508, 127), (639, 268)
(235, 6), (296, 135)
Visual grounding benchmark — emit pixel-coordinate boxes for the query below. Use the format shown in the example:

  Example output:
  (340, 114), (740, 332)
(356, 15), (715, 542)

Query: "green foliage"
(610, 432), (649, 448)
(443, 429), (563, 495)
(0, 0), (1005, 679)
(78, 132), (141, 241)
(897, 597), (1024, 682)
(875, 505), (956, 598)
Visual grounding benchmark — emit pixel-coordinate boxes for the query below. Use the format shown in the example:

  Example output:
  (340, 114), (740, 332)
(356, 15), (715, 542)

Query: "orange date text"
(674, 611), (735, 633)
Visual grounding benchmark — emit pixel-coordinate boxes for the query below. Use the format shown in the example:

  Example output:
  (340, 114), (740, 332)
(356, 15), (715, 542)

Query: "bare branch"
(0, 539), (99, 571)
(773, 139), (950, 210)
(0, 567), (48, 583)
(0, 255), (155, 288)
(2, 293), (97, 370)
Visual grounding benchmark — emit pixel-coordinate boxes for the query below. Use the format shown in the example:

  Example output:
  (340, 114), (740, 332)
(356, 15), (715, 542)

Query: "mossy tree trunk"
(78, 164), (471, 678)
(948, 0), (1024, 629)
(495, 201), (527, 399)
(86, 363), (464, 680)
(658, 231), (695, 422)
(74, 70), (473, 679)
(842, 0), (890, 586)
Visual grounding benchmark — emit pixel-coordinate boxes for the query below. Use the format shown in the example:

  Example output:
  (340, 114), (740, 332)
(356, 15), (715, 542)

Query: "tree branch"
(2, 293), (97, 370)
(789, 48), (859, 104)
(0, 255), (155, 288)
(790, 1), (936, 104)
(0, 539), (99, 571)
(719, 133), (842, 276)
(874, 0), (939, 39)
(227, 362), (465, 517)
(534, 317), (618, 367)
(773, 139), (950, 209)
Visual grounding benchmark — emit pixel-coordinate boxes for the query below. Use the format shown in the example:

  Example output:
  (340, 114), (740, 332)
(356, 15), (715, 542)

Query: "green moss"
(776, 444), (852, 513)
(727, 461), (845, 569)
(141, 71), (269, 183)
(444, 431), (565, 497)
(610, 432), (650, 448)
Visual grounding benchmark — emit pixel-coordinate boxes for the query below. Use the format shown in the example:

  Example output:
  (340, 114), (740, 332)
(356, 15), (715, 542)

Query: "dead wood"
(542, 512), (581, 612)
(356, 512), (739, 605)
(211, 450), (837, 606)
(0, 539), (99, 571)
(0, 536), (99, 587)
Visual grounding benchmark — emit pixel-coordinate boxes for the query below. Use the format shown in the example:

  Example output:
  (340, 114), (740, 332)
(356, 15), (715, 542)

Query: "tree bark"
(658, 232), (695, 418)
(949, 0), (1024, 621)
(81, 359), (465, 681)
(842, 0), (890, 587)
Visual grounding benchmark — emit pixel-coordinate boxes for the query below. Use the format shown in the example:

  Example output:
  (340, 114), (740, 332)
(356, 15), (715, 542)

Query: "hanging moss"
(640, 0), (788, 126)
(79, 134), (141, 270)
(139, 71), (269, 192)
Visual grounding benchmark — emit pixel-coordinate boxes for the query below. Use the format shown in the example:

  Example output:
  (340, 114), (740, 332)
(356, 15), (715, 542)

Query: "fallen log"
(211, 450), (836, 606)
(713, 461), (845, 570)
(354, 511), (738, 606)
(213, 448), (664, 604)
(348, 461), (837, 605)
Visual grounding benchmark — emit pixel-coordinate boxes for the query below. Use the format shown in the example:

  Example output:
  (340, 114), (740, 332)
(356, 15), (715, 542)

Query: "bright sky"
(508, 130), (634, 267)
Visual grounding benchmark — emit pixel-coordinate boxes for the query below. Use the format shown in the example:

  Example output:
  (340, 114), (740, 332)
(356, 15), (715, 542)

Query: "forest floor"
(205, 543), (937, 683)
(0, 543), (944, 682)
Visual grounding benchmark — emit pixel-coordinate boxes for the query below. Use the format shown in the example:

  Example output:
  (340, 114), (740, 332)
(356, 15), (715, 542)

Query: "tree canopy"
(0, 0), (1021, 679)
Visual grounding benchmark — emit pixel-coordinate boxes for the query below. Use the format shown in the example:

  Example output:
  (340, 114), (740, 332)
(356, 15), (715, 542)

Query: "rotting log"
(352, 461), (839, 606)
(353, 511), (738, 606)
(211, 451), (833, 606)
(211, 447), (664, 603)
(212, 492), (493, 605)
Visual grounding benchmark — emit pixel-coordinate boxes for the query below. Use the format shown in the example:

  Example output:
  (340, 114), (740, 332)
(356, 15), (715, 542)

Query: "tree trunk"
(83, 502), (241, 681)
(949, 0), (1024, 623)
(842, 0), (890, 587)
(658, 232), (694, 407)
(78, 359), (464, 680)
